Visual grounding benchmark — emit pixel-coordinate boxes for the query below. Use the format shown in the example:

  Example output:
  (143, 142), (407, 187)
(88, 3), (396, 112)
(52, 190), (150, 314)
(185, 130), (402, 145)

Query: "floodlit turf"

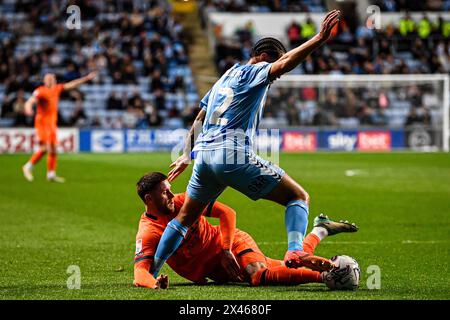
(0, 152), (449, 300)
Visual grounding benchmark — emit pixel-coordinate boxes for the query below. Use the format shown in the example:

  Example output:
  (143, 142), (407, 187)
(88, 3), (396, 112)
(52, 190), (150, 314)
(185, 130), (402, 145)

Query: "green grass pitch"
(0, 152), (449, 300)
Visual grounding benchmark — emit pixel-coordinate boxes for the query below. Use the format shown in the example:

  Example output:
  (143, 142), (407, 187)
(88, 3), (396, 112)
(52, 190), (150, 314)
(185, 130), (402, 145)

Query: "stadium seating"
(199, 0), (326, 13)
(0, 0), (199, 128)
(0, 0), (448, 129)
(203, 1), (449, 128)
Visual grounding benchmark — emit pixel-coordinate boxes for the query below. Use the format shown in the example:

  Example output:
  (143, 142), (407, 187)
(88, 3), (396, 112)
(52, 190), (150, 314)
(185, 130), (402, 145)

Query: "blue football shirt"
(193, 62), (272, 152)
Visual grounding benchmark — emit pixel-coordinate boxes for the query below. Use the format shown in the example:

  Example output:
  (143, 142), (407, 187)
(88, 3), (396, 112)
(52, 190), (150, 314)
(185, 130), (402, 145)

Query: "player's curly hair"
(251, 37), (287, 60)
(136, 172), (167, 202)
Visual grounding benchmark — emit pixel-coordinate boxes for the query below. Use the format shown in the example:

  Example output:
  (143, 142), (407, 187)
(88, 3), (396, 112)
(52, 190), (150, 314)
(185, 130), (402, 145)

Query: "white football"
(323, 255), (360, 290)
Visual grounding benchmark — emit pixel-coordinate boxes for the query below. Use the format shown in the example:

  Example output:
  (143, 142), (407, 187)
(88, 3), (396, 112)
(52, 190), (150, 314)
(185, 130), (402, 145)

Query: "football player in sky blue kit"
(151, 10), (342, 279)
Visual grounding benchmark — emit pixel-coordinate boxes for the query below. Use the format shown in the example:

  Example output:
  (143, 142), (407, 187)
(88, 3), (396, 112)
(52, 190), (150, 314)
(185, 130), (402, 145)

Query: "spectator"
(337, 24), (354, 45)
(121, 56), (137, 84)
(107, 92), (124, 110)
(135, 108), (150, 129)
(63, 62), (81, 82)
(301, 55), (318, 74)
(321, 90), (343, 116)
(150, 70), (165, 92)
(153, 88), (166, 110)
(437, 16), (450, 38)
(355, 24), (375, 40)
(146, 103), (163, 127)
(112, 71), (124, 84)
(171, 75), (185, 93)
(235, 21), (254, 43)
(405, 107), (424, 126)
(12, 89), (27, 126)
(300, 16), (316, 41)
(356, 104), (375, 125)
(123, 108), (138, 128)
(287, 21), (301, 48)
(417, 13), (432, 39)
(181, 104), (199, 127)
(128, 90), (144, 110)
(372, 109), (389, 126)
(285, 96), (300, 126)
(312, 107), (335, 126)
(421, 107), (432, 126)
(399, 12), (415, 36)
(69, 104), (88, 127)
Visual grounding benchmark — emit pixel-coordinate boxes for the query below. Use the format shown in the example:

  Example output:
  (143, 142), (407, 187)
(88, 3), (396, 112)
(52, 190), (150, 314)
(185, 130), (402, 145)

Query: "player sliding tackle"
(134, 172), (358, 289)
(22, 71), (97, 182)
(151, 10), (342, 278)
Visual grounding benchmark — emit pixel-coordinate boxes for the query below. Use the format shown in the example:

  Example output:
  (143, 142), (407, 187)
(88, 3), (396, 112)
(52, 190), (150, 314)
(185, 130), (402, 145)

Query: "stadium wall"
(208, 12), (450, 42)
(0, 128), (418, 153)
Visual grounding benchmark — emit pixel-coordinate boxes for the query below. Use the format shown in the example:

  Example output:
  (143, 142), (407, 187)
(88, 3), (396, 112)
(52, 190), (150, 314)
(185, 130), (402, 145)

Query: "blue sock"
(151, 219), (188, 277)
(285, 200), (309, 251)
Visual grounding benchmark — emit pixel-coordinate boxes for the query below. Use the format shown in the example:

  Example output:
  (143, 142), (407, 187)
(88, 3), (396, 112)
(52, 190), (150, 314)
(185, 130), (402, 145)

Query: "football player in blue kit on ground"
(151, 10), (342, 279)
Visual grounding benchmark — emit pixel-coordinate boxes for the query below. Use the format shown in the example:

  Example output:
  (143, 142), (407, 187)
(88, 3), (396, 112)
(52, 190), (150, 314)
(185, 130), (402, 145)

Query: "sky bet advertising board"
(0, 128), (406, 153)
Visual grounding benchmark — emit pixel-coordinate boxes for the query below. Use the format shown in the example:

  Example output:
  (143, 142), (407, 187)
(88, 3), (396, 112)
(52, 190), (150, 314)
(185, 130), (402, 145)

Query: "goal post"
(269, 74), (450, 152)
(444, 75), (449, 152)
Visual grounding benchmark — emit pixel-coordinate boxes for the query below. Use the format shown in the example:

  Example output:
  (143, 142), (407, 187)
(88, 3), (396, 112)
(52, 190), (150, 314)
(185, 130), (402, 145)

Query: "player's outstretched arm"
(269, 10), (340, 81)
(168, 108), (206, 182)
(24, 95), (37, 116)
(63, 71), (98, 91)
(208, 201), (237, 251)
(208, 202), (243, 281)
(134, 260), (169, 289)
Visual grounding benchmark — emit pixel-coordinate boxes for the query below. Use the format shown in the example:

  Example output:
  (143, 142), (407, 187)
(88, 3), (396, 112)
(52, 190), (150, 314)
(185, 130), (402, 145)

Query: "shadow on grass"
(172, 282), (329, 292)
(174, 282), (247, 287)
(1, 282), (383, 298)
(0, 283), (133, 292)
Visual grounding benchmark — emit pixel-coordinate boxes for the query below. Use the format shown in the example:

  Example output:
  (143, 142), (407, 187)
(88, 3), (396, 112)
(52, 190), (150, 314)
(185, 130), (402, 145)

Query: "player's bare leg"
(176, 195), (209, 227)
(263, 174), (333, 272)
(151, 195), (208, 276)
(46, 143), (65, 183)
(23, 142), (47, 182)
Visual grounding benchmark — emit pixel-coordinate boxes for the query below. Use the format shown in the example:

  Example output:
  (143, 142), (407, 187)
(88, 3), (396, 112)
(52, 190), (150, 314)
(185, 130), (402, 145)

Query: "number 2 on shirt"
(209, 87), (234, 126)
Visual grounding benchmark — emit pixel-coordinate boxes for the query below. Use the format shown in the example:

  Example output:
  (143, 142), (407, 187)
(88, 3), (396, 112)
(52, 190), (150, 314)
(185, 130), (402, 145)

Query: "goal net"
(263, 74), (450, 152)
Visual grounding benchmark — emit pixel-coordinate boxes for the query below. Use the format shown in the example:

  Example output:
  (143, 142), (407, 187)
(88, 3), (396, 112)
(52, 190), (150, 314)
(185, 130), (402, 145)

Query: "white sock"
(24, 162), (33, 170)
(311, 226), (328, 241)
(47, 171), (55, 179)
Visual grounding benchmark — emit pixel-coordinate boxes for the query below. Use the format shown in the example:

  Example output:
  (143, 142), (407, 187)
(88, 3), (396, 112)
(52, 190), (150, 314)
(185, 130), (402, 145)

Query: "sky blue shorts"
(187, 149), (285, 203)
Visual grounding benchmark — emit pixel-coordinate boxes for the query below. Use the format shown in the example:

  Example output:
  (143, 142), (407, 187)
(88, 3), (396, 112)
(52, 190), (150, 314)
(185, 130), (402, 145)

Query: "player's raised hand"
(220, 250), (243, 282)
(24, 95), (36, 117)
(156, 274), (169, 289)
(85, 71), (98, 81)
(168, 154), (191, 182)
(319, 9), (341, 41)
(24, 106), (34, 117)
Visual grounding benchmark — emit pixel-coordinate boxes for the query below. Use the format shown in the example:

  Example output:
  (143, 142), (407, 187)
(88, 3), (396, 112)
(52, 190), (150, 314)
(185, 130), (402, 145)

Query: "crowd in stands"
(211, 8), (449, 128)
(200, 0), (450, 13)
(373, 0), (450, 12)
(1, 0), (448, 130)
(0, 0), (200, 129)
(199, 0), (326, 13)
(213, 13), (450, 75)
(260, 84), (438, 129)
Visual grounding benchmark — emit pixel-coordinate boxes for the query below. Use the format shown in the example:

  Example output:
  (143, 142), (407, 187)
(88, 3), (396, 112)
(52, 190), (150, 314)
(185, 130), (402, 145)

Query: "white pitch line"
(257, 240), (448, 245)
(345, 169), (368, 177)
(400, 240), (448, 244)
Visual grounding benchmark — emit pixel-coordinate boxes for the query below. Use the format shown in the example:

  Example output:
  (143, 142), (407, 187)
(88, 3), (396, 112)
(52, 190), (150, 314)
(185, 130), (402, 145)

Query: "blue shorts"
(187, 149), (285, 203)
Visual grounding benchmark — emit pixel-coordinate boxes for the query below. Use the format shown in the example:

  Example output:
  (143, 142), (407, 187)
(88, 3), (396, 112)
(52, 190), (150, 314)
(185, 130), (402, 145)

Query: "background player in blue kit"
(151, 10), (342, 279)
